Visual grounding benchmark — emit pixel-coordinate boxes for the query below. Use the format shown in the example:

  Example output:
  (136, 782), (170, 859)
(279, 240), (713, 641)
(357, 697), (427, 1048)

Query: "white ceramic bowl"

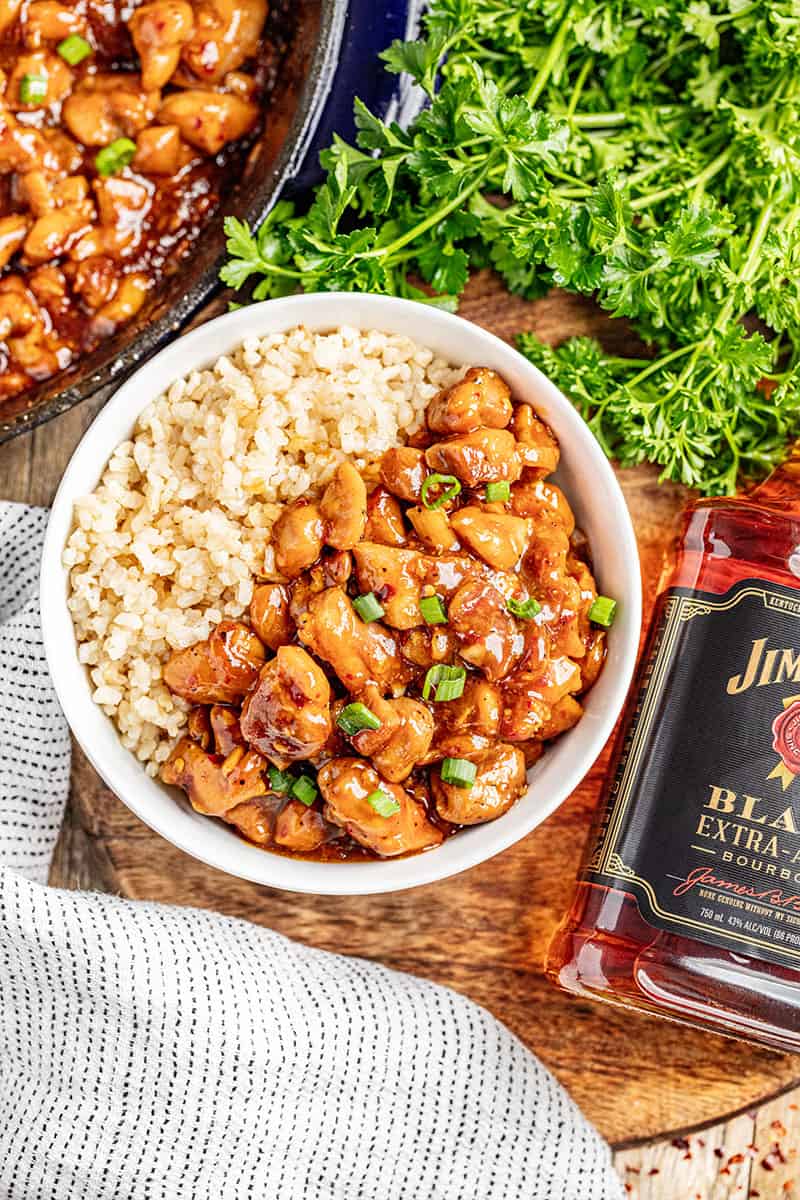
(41, 293), (641, 895)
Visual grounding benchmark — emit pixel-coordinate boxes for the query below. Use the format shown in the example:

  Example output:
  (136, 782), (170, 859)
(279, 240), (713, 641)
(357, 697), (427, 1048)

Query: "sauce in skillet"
(0, 0), (273, 409)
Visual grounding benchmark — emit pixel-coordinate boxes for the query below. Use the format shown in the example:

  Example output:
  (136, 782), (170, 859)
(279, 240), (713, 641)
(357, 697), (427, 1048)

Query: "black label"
(587, 578), (800, 969)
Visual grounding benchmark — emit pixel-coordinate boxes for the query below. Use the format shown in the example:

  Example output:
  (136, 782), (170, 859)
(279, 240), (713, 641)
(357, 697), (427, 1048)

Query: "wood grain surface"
(2, 272), (799, 1191)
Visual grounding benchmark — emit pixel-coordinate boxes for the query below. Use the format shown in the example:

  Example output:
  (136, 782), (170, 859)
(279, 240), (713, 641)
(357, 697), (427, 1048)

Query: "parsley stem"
(547, 166), (592, 192)
(526, 13), (572, 105)
(360, 160), (495, 262)
(644, 41), (696, 80)
(630, 147), (731, 210)
(712, 200), (774, 333)
(618, 343), (697, 390)
(570, 111), (629, 129)
(588, 343), (699, 424)
(571, 104), (684, 129)
(566, 58), (593, 120)
(254, 261), (304, 279)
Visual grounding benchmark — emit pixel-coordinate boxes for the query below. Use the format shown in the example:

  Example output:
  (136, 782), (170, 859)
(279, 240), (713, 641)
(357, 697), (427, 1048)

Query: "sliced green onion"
(507, 596), (542, 620)
(421, 473), (461, 510)
(337, 702), (381, 735)
(95, 136), (137, 177)
(268, 765), (294, 794)
(441, 757), (477, 788)
(366, 788), (401, 817)
(353, 591), (384, 622)
(422, 664), (466, 702)
(19, 73), (48, 104)
(485, 481), (510, 502)
(435, 676), (467, 702)
(589, 595), (617, 627)
(419, 594), (448, 625)
(291, 775), (318, 806)
(57, 33), (92, 64)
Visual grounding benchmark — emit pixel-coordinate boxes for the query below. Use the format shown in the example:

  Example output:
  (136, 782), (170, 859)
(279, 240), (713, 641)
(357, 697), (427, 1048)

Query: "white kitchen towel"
(0, 502), (623, 1200)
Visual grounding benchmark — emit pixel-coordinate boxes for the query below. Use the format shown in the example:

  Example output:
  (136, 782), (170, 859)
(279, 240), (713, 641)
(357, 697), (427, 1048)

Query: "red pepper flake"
(648, 1168), (660, 1176)
(783, 1181), (795, 1192)
(762, 1144), (788, 1171)
(624, 1185), (632, 1194)
(672, 1137), (691, 1150)
(728, 1154), (746, 1165)
(624, 1166), (640, 1174)
(750, 1191), (761, 1197)
(772, 1121), (788, 1137)
(714, 1148), (725, 1159)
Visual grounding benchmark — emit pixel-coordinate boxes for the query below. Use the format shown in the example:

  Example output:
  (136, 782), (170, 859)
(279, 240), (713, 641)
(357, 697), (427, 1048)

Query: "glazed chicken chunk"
(365, 486), (406, 547)
(162, 737), (267, 816)
(240, 645), (332, 767)
(342, 685), (434, 783)
(425, 429), (522, 488)
(163, 621), (265, 704)
(431, 743), (526, 825)
(273, 800), (330, 853)
(318, 758), (443, 857)
(296, 586), (412, 694)
(320, 461), (367, 550)
(448, 579), (523, 682)
(426, 366), (512, 435)
(249, 583), (294, 650)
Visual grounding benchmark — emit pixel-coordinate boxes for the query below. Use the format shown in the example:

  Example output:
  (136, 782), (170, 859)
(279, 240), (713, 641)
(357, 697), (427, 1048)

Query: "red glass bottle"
(547, 452), (800, 1051)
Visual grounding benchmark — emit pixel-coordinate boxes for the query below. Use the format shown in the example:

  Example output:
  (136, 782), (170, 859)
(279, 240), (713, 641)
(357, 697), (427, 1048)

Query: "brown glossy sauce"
(0, 0), (284, 411)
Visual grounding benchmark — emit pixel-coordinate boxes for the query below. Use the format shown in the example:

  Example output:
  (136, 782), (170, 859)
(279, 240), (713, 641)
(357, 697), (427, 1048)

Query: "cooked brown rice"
(64, 325), (461, 772)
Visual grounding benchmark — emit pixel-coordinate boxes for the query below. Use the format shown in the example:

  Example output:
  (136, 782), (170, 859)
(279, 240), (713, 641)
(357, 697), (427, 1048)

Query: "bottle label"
(586, 577), (800, 969)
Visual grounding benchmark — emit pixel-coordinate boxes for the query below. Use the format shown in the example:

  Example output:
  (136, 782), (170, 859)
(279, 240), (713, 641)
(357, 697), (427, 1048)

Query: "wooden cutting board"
(5, 271), (799, 1148)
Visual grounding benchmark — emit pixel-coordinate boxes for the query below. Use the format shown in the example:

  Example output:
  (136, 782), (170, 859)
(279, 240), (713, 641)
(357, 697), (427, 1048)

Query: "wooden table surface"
(2, 273), (798, 1198)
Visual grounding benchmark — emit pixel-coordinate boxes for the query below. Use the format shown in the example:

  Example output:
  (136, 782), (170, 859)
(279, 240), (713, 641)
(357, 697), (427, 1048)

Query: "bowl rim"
(41, 292), (642, 895)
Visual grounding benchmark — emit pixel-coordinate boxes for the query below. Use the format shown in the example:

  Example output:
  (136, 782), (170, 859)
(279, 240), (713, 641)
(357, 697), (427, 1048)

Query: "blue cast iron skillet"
(0, 0), (415, 444)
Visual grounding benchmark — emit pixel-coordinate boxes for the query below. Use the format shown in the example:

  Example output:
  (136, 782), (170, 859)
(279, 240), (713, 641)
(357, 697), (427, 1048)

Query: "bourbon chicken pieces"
(0, 0), (268, 406)
(160, 366), (615, 861)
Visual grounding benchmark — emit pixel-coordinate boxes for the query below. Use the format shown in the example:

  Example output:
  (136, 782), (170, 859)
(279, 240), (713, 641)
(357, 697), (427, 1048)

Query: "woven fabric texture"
(0, 502), (623, 1199)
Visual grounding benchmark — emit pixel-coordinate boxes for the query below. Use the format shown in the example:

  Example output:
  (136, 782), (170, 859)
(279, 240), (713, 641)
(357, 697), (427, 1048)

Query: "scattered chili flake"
(672, 1137), (691, 1150)
(714, 1148), (725, 1159)
(762, 1144), (788, 1171)
(772, 1121), (788, 1137)
(648, 1168), (660, 1176)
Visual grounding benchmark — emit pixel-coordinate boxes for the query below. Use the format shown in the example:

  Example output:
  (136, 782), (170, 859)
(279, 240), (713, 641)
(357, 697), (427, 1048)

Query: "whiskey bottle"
(547, 450), (800, 1050)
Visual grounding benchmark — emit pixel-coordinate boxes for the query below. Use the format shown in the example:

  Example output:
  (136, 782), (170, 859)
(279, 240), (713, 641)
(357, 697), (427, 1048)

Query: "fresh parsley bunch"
(221, 0), (800, 495)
